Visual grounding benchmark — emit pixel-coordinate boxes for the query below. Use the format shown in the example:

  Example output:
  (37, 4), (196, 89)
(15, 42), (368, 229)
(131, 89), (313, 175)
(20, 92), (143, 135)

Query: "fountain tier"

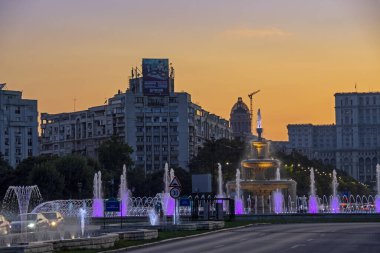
(227, 109), (296, 213)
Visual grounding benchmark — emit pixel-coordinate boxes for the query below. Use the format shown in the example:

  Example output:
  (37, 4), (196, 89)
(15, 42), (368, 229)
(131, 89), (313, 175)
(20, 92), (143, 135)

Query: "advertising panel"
(142, 58), (169, 96)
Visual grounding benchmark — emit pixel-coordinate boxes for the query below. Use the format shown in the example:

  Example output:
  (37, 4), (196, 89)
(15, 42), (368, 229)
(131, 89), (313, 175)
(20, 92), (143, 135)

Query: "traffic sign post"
(170, 187), (181, 199)
(169, 177), (182, 188)
(169, 177), (182, 225)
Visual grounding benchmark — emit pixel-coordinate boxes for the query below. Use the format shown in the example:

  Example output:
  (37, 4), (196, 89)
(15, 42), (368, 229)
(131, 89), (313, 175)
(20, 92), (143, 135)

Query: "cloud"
(223, 27), (292, 38)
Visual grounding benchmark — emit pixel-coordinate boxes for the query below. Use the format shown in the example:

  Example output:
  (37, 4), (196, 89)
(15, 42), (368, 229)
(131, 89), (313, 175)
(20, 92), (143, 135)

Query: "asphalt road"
(128, 223), (380, 253)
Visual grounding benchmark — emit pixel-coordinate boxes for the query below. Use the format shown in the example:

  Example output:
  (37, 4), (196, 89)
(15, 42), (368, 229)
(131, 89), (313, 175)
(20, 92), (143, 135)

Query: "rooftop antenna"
(248, 90), (261, 134)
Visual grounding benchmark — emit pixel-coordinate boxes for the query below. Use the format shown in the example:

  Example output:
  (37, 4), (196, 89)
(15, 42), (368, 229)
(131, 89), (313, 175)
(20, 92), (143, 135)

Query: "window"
(28, 138), (32, 146)
(135, 97), (144, 103)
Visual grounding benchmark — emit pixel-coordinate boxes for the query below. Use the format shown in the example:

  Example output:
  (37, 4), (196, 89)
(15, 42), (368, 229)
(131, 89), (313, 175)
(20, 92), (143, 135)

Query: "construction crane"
(248, 90), (261, 132)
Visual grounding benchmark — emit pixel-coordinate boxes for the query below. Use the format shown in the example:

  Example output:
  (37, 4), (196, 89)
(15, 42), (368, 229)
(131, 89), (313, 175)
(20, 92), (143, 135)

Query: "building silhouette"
(230, 97), (252, 141)
(287, 92), (380, 183)
(0, 86), (39, 167)
(40, 59), (231, 172)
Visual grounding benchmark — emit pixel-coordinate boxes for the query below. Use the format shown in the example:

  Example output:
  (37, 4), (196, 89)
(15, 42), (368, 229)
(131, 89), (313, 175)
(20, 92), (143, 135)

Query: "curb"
(100, 223), (257, 253)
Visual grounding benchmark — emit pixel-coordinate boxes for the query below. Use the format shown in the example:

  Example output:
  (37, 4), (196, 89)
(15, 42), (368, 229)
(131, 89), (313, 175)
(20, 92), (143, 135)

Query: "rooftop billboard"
(142, 58), (169, 96)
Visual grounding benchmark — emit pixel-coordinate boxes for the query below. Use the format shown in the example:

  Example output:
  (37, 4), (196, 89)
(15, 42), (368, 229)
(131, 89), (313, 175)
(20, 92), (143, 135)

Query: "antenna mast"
(248, 90), (261, 134)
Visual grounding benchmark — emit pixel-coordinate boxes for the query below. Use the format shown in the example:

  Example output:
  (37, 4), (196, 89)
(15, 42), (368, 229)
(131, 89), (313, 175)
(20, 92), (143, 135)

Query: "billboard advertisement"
(142, 58), (169, 96)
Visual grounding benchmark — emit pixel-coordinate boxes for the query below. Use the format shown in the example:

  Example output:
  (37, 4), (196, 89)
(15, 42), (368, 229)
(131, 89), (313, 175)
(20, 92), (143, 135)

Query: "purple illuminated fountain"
(235, 169), (244, 214)
(375, 164), (380, 213)
(161, 164), (175, 216)
(119, 165), (129, 216)
(272, 190), (283, 214)
(330, 170), (340, 213)
(308, 168), (318, 214)
(92, 171), (104, 217)
(272, 167), (283, 214)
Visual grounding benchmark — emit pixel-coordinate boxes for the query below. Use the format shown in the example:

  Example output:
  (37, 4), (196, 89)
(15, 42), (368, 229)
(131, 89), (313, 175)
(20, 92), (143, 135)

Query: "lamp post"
(77, 182), (83, 199)
(210, 136), (217, 194)
(110, 178), (115, 198)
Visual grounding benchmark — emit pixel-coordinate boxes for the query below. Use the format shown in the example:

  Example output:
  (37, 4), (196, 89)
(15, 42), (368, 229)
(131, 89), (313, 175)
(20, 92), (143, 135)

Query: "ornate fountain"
(227, 109), (297, 213)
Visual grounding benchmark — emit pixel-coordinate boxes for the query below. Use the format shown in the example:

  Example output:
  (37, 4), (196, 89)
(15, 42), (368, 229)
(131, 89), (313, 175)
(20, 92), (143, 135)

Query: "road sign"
(169, 187), (181, 199)
(105, 199), (120, 212)
(169, 176), (182, 188)
(179, 198), (190, 206)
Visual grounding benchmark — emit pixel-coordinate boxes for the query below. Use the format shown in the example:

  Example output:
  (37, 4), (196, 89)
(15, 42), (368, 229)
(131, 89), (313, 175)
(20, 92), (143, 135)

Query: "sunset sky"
(1, 0), (379, 140)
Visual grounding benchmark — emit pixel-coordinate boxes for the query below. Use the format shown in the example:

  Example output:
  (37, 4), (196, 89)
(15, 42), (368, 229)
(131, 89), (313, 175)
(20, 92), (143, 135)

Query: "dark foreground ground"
(127, 222), (380, 253)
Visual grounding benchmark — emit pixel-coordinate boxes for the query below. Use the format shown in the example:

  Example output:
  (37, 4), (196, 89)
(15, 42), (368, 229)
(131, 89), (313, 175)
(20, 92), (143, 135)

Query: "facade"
(40, 59), (232, 172)
(40, 91), (125, 158)
(126, 74), (231, 172)
(230, 97), (252, 141)
(335, 92), (380, 182)
(287, 92), (380, 183)
(287, 124), (336, 166)
(0, 86), (39, 167)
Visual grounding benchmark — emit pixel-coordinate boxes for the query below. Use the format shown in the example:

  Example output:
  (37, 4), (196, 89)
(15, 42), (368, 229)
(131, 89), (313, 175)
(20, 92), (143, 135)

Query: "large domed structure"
(230, 97), (252, 141)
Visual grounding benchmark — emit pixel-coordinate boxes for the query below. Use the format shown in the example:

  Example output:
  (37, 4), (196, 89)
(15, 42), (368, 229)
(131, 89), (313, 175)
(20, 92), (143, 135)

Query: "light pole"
(77, 182), (82, 199)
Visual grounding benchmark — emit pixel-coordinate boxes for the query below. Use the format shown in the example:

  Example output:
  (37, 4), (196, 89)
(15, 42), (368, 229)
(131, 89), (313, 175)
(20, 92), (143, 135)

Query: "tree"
(97, 135), (134, 197)
(189, 138), (246, 192)
(127, 167), (191, 197)
(28, 163), (64, 200)
(0, 154), (13, 199)
(276, 151), (370, 196)
(55, 155), (96, 199)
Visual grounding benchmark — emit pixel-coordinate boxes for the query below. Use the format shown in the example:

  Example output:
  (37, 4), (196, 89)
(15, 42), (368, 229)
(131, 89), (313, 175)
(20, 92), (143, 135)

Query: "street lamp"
(77, 182), (83, 199)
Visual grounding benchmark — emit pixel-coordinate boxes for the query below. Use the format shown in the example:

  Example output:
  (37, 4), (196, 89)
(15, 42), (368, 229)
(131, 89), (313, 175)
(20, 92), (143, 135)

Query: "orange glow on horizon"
(1, 1), (379, 140)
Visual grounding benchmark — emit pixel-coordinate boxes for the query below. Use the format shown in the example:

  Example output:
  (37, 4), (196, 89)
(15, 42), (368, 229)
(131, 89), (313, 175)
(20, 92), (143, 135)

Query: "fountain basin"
(50, 233), (119, 250)
(0, 242), (53, 253)
(241, 159), (279, 170)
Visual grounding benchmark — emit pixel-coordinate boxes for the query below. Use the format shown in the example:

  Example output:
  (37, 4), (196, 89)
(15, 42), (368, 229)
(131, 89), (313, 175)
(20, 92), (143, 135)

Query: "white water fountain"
(276, 167), (281, 181)
(79, 208), (86, 237)
(92, 171), (104, 217)
(330, 169), (340, 213)
(272, 168), (283, 214)
(119, 165), (129, 216)
(2, 185), (42, 243)
(148, 209), (159, 226)
(308, 168), (318, 213)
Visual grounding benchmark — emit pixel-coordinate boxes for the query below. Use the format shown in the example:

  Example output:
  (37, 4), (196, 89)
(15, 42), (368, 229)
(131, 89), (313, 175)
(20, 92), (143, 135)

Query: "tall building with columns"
(287, 92), (380, 183)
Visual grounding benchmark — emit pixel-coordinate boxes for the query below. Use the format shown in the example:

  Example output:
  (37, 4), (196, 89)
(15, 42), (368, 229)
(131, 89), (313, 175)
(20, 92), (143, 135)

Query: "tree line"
(0, 136), (370, 202)
(0, 135), (190, 201)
